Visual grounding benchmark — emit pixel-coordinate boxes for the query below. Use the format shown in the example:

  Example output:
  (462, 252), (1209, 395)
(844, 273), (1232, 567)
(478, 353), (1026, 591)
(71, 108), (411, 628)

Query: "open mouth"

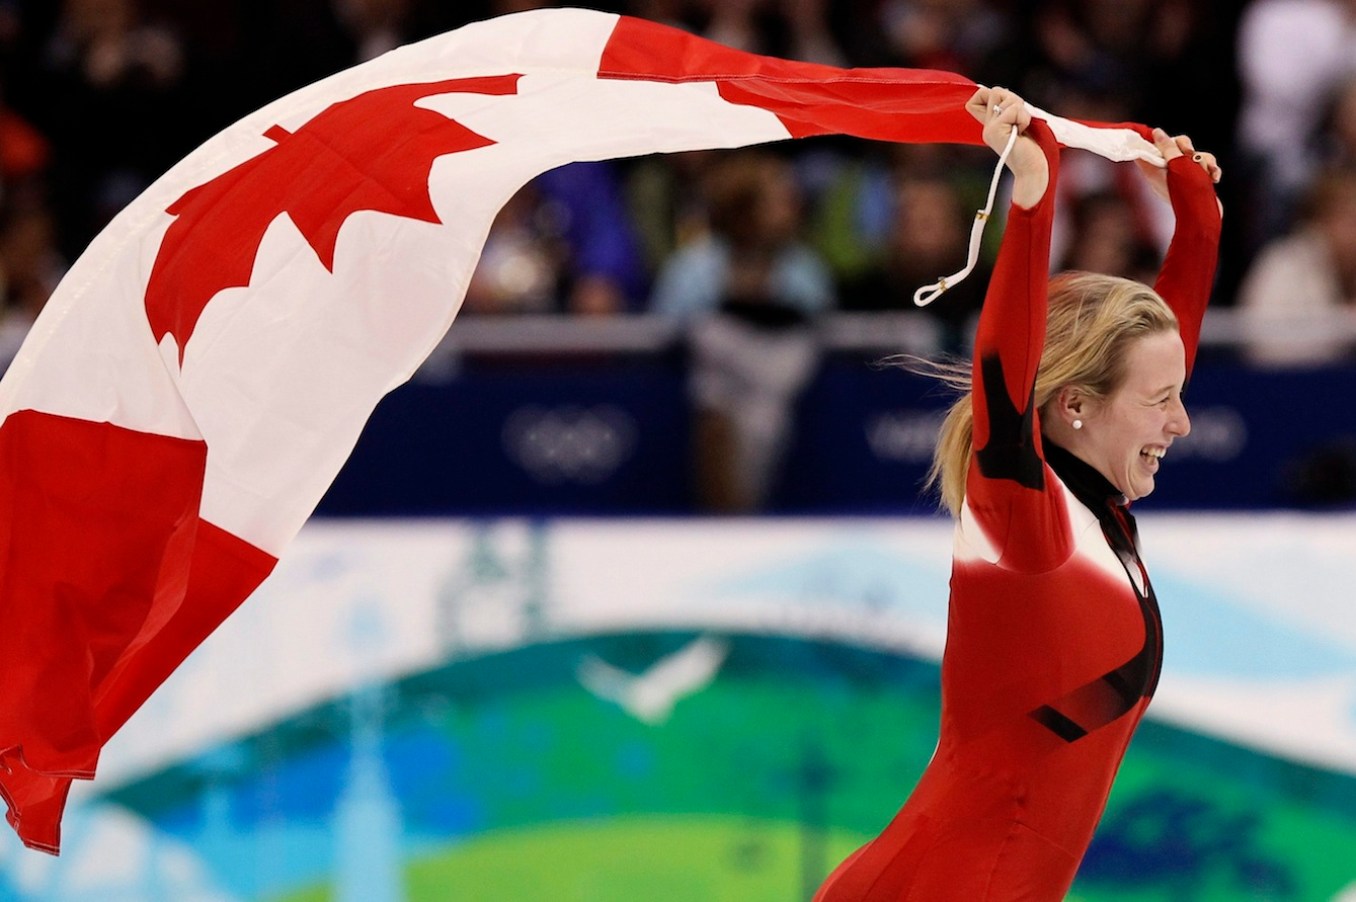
(1140, 447), (1166, 468)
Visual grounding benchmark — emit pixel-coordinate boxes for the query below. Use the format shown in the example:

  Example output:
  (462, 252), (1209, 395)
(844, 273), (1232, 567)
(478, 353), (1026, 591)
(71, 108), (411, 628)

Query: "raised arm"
(963, 89), (1071, 572)
(1142, 130), (1224, 376)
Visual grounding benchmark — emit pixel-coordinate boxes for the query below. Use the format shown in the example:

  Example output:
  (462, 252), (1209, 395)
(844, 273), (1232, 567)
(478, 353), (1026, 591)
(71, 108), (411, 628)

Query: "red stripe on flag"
(0, 411), (206, 777)
(0, 411), (277, 853)
(598, 15), (983, 143)
(95, 518), (277, 740)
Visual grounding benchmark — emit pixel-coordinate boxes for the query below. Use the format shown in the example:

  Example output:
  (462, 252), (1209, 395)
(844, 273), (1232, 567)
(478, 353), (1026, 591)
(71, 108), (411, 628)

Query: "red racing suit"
(816, 121), (1222, 901)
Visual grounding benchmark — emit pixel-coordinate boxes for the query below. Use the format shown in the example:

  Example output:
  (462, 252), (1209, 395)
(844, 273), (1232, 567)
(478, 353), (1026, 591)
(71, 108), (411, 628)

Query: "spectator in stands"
(1012, 0), (1231, 130)
(246, 0), (464, 104)
(534, 161), (647, 315)
(810, 141), (990, 291)
(627, 149), (716, 282)
(1056, 189), (1160, 286)
(1007, 7), (1178, 279)
(694, 0), (846, 66)
(866, 0), (1008, 74)
(45, 0), (182, 89)
(838, 173), (988, 348)
(0, 195), (63, 370)
(1236, 0), (1356, 248)
(465, 161), (645, 316)
(987, 0), (1240, 293)
(462, 182), (563, 316)
(0, 80), (48, 205)
(1315, 75), (1356, 171)
(332, 0), (415, 61)
(35, 0), (186, 258)
(652, 151), (832, 320)
(1238, 167), (1356, 367)
(651, 150), (832, 512)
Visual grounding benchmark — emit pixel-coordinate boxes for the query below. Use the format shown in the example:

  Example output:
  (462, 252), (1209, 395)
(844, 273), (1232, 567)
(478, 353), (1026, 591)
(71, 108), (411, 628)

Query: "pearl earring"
(1072, 419), (1083, 431)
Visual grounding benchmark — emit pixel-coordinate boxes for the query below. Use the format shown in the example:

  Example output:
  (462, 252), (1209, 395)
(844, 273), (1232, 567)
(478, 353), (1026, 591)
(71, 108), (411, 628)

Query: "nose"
(1168, 398), (1191, 438)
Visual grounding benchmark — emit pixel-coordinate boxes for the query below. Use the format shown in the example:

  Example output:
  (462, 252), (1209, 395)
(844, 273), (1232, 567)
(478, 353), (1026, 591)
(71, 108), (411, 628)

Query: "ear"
(1053, 385), (1087, 426)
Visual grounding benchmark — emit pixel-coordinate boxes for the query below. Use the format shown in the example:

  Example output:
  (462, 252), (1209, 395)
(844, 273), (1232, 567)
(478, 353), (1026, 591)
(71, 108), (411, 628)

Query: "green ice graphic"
(101, 634), (1356, 902)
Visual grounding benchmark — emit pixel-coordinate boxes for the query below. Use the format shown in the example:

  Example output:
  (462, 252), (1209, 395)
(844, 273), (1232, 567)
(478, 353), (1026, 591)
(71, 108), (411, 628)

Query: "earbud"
(1072, 419), (1083, 431)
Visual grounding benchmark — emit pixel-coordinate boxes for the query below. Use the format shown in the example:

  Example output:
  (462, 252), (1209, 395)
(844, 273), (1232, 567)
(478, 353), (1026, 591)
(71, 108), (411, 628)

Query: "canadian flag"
(0, 8), (1165, 852)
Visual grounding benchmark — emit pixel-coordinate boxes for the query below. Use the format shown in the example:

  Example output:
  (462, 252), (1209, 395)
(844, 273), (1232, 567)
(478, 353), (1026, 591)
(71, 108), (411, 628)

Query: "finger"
(966, 87), (994, 122)
(970, 88), (1003, 124)
(987, 88), (1007, 118)
(989, 89), (1026, 126)
(1191, 151), (1222, 183)
(1151, 127), (1184, 162)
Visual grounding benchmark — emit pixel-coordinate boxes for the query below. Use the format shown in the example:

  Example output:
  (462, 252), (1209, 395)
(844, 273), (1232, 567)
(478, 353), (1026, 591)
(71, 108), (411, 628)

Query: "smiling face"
(1064, 329), (1192, 500)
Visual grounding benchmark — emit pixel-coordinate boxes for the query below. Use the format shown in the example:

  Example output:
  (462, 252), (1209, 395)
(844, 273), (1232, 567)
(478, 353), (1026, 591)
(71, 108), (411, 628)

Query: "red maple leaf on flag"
(144, 74), (521, 362)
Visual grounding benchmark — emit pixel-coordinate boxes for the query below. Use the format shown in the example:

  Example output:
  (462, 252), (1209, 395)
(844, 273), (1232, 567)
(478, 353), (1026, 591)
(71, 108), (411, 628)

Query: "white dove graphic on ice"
(576, 637), (730, 725)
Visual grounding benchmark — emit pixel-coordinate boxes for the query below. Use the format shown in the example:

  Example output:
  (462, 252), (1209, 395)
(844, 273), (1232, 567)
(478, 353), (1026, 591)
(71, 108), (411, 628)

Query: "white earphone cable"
(913, 123), (1019, 308)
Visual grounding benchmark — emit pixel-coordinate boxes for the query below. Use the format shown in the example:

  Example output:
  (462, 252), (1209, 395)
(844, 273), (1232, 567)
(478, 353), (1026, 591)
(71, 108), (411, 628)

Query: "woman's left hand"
(1136, 128), (1221, 202)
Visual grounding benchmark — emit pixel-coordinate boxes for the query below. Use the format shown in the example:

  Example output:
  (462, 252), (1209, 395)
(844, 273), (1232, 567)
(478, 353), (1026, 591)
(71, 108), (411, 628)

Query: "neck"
(1043, 438), (1126, 508)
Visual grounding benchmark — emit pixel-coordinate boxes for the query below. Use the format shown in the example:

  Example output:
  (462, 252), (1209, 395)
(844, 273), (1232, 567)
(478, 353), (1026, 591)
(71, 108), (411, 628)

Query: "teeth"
(1142, 448), (1166, 460)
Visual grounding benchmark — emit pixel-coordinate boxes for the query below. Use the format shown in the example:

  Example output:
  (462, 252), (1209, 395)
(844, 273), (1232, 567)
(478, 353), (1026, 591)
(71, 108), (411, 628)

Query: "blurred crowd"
(1, 0), (1355, 508)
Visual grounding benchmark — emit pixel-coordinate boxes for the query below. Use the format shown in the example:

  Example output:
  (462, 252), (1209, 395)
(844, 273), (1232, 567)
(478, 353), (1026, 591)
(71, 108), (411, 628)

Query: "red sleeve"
(1153, 157), (1222, 378)
(964, 120), (1073, 573)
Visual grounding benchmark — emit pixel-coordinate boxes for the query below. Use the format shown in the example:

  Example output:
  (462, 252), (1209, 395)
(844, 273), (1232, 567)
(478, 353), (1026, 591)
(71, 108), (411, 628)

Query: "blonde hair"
(926, 272), (1179, 516)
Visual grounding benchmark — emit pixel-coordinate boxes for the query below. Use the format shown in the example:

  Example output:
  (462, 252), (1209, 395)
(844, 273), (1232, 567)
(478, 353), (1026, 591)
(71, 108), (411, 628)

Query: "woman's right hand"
(966, 86), (1049, 208)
